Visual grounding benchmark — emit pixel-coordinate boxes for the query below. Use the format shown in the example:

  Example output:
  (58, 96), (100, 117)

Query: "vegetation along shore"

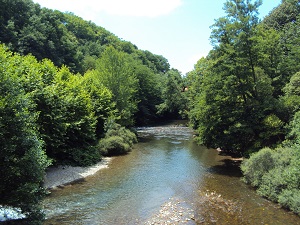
(0, 0), (299, 223)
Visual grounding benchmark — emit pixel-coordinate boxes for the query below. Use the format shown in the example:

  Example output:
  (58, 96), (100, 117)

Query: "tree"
(81, 70), (114, 136)
(190, 0), (284, 154)
(157, 69), (188, 119)
(133, 62), (163, 125)
(35, 66), (99, 166)
(95, 46), (138, 126)
(282, 71), (300, 145)
(262, 0), (300, 30)
(0, 45), (50, 223)
(282, 71), (300, 116)
(260, 1), (300, 95)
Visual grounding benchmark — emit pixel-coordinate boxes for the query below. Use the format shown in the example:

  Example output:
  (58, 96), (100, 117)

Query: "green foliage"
(95, 46), (138, 126)
(157, 69), (188, 119)
(278, 189), (300, 215)
(241, 148), (276, 187)
(36, 66), (99, 166)
(98, 121), (137, 156)
(188, 0), (286, 154)
(69, 146), (101, 167)
(285, 111), (300, 146)
(259, 1), (300, 93)
(241, 66), (300, 215)
(0, 45), (51, 223)
(0, 0), (174, 126)
(0, 0), (171, 76)
(262, 0), (300, 30)
(99, 136), (131, 156)
(81, 70), (114, 137)
(241, 147), (300, 214)
(282, 71), (300, 115)
(282, 72), (300, 145)
(133, 61), (164, 125)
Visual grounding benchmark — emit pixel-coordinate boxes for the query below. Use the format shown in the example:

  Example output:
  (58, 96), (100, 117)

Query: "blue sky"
(32, 0), (281, 74)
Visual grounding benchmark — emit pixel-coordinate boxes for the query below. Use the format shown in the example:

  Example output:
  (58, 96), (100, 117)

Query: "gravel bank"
(44, 157), (112, 189)
(145, 198), (196, 225)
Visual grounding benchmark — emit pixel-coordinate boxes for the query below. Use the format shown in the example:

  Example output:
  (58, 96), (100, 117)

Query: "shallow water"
(44, 123), (299, 224)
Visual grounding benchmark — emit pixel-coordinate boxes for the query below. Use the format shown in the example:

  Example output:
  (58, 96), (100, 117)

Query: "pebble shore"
(44, 157), (112, 189)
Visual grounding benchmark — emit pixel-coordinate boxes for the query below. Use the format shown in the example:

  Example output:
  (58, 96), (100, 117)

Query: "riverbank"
(44, 157), (112, 190)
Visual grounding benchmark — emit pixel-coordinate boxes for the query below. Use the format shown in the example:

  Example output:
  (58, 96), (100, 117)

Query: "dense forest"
(0, 0), (299, 223)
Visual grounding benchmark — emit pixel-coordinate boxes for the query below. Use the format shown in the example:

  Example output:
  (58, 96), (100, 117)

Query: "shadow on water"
(208, 158), (243, 178)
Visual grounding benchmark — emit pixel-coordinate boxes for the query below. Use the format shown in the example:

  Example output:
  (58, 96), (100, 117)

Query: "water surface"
(44, 123), (299, 224)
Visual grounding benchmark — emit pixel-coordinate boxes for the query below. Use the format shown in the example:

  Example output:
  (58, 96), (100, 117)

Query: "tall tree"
(133, 62), (163, 125)
(258, 0), (300, 96)
(190, 0), (284, 153)
(95, 46), (138, 126)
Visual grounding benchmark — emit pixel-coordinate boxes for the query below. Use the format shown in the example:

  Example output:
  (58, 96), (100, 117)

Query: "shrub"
(99, 136), (130, 156)
(241, 147), (300, 214)
(257, 167), (288, 201)
(98, 122), (137, 156)
(278, 189), (300, 215)
(241, 148), (276, 187)
(70, 146), (102, 166)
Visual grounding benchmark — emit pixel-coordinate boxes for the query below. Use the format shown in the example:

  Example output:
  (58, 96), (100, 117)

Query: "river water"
(43, 123), (299, 224)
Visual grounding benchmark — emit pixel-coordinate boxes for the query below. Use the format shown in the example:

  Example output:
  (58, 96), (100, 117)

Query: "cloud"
(98, 0), (183, 17)
(188, 51), (208, 65)
(34, 0), (183, 18)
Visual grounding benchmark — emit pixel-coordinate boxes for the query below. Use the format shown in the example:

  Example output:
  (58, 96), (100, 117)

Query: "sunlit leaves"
(95, 46), (138, 126)
(189, 0), (285, 153)
(0, 45), (50, 222)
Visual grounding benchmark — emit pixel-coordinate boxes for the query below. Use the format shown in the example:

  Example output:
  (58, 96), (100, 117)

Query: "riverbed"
(43, 123), (299, 224)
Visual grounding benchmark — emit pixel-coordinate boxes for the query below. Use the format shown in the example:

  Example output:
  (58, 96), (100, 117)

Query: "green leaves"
(188, 0), (286, 154)
(0, 45), (50, 222)
(35, 66), (100, 165)
(157, 69), (188, 119)
(95, 46), (138, 126)
(98, 122), (137, 156)
(241, 147), (300, 214)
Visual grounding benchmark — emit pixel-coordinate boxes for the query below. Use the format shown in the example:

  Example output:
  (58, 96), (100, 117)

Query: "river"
(43, 122), (299, 224)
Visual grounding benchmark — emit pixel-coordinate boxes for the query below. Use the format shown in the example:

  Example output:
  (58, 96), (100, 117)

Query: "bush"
(98, 122), (137, 156)
(241, 148), (276, 187)
(70, 146), (102, 166)
(241, 147), (300, 215)
(99, 136), (130, 156)
(278, 189), (300, 215)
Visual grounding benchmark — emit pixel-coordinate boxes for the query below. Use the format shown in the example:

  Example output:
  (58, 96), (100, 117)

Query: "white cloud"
(176, 51), (208, 74)
(102, 0), (182, 17)
(188, 52), (208, 65)
(33, 0), (183, 18)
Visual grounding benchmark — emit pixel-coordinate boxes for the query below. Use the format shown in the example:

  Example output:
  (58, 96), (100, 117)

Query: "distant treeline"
(186, 0), (300, 215)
